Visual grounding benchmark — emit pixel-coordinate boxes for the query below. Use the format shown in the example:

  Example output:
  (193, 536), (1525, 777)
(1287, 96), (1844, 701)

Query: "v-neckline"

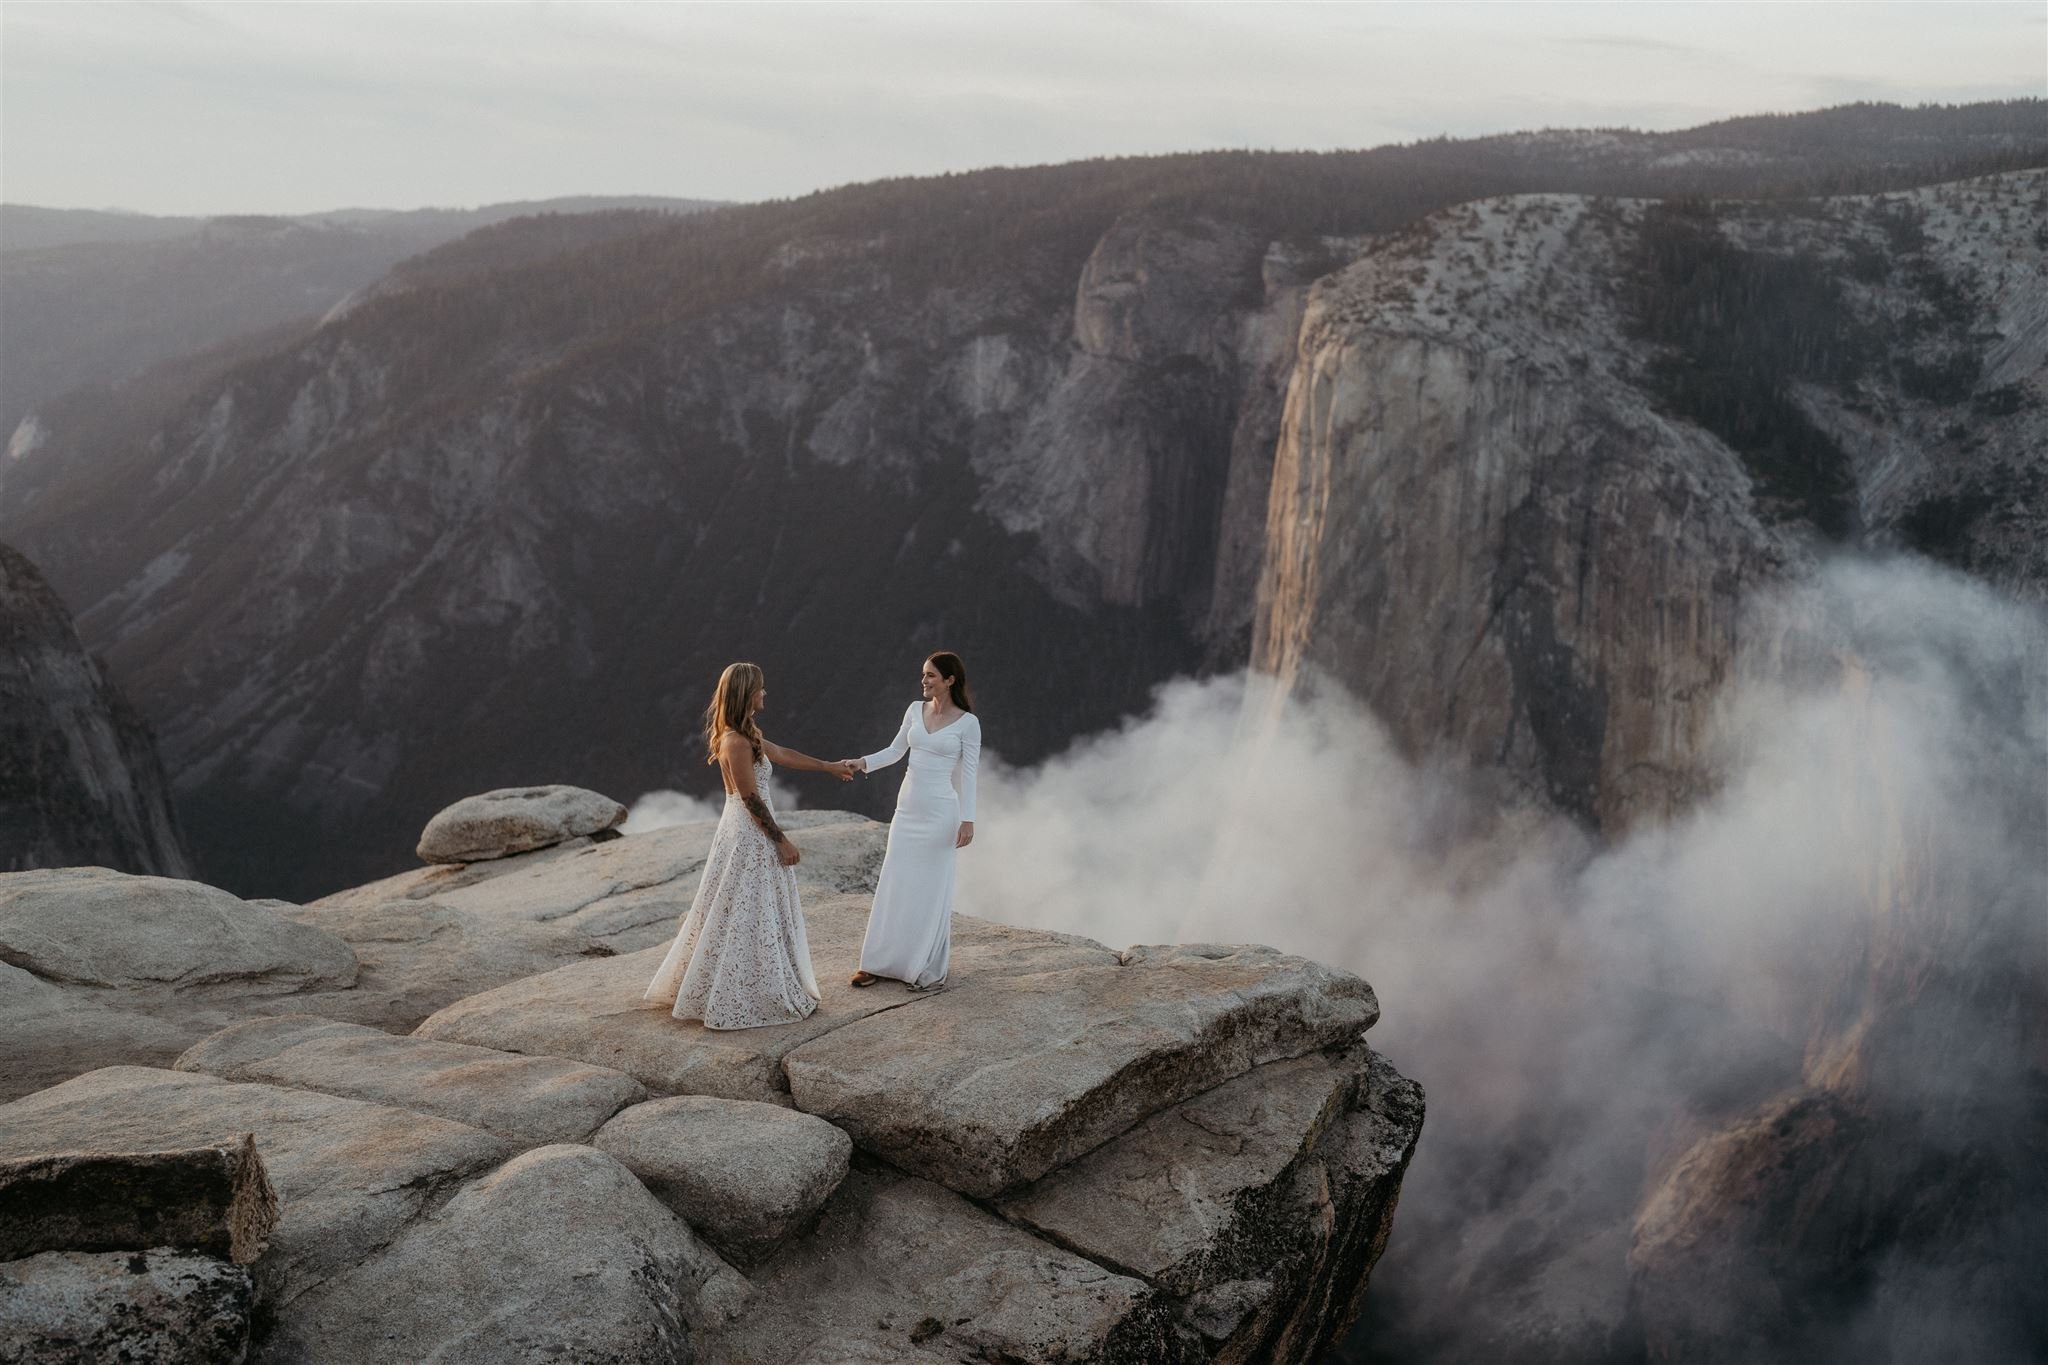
(920, 702), (966, 737)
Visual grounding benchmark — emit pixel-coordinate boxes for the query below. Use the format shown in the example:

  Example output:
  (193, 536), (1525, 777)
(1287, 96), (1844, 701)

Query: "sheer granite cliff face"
(1254, 173), (2046, 833)
(0, 543), (191, 878)
(0, 813), (1423, 1364)
(1253, 195), (1793, 830)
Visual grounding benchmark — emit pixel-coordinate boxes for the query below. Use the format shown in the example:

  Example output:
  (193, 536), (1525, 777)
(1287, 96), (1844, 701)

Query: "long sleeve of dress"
(954, 715), (981, 821)
(862, 704), (915, 773)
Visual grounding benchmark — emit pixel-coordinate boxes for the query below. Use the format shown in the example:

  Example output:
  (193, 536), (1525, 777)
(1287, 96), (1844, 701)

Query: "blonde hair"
(703, 662), (765, 766)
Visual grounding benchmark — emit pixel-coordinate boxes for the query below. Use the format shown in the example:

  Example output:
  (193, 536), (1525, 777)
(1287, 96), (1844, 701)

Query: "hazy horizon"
(3, 1), (2042, 219)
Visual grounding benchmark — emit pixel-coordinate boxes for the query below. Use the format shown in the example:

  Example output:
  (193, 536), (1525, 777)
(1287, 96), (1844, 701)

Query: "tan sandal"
(849, 971), (878, 988)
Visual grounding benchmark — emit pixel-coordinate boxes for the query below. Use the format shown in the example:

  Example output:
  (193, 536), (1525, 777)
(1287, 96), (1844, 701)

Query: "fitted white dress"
(857, 702), (981, 989)
(643, 753), (821, 1029)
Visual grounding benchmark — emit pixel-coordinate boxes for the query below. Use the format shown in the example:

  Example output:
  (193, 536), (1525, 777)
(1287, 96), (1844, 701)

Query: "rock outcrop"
(0, 809), (1423, 1363)
(0, 1247), (255, 1365)
(0, 869), (360, 1101)
(0, 1137), (277, 1264)
(0, 542), (191, 877)
(414, 784), (627, 864)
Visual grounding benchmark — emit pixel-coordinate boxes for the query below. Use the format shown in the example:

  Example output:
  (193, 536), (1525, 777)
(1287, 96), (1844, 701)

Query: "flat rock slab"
(417, 785), (627, 864)
(0, 1248), (252, 1365)
(784, 944), (1379, 1198)
(0, 961), (206, 1102)
(265, 898), (619, 1032)
(0, 1068), (509, 1308)
(175, 1017), (647, 1146)
(268, 1144), (747, 1365)
(593, 1096), (852, 1268)
(0, 1135), (277, 1264)
(700, 1164), (1176, 1365)
(415, 896), (1115, 1103)
(999, 1050), (1359, 1293)
(324, 812), (887, 951)
(0, 868), (356, 992)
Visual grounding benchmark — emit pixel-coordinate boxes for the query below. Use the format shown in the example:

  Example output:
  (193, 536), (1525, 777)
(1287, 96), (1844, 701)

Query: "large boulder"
(175, 1017), (647, 1146)
(414, 895), (1116, 1102)
(0, 1136), (277, 1264)
(0, 1068), (508, 1308)
(592, 1095), (852, 1268)
(266, 1144), (749, 1365)
(0, 868), (355, 992)
(0, 1248), (251, 1365)
(414, 786), (627, 864)
(783, 943), (1380, 1197)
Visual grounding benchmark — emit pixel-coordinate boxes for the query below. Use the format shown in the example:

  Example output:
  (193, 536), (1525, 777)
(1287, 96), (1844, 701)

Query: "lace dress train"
(644, 755), (820, 1030)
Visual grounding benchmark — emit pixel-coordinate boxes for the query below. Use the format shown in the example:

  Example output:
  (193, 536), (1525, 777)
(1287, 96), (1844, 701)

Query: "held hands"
(955, 821), (975, 849)
(776, 838), (802, 867)
(828, 759), (857, 782)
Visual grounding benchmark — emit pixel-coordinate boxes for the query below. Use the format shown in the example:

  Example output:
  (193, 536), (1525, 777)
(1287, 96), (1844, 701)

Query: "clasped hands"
(828, 757), (868, 781)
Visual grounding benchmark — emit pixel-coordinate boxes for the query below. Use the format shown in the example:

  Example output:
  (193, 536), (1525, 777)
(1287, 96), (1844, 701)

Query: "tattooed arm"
(721, 733), (800, 865)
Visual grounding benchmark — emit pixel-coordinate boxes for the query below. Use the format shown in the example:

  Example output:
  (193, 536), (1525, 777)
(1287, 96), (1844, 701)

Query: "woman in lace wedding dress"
(644, 662), (852, 1030)
(843, 651), (981, 991)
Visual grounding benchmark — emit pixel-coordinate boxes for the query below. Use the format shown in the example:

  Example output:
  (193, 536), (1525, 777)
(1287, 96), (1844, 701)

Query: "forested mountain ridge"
(1, 101), (2042, 904)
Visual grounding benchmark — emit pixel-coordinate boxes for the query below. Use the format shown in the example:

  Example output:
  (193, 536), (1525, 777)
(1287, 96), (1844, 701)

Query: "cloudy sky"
(3, 1), (2041, 216)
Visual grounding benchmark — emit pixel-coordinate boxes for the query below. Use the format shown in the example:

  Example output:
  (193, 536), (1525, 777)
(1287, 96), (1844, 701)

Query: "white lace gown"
(857, 702), (981, 989)
(643, 754), (821, 1029)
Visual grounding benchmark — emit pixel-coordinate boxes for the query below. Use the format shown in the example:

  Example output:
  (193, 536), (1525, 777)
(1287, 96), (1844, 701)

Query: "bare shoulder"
(718, 731), (753, 761)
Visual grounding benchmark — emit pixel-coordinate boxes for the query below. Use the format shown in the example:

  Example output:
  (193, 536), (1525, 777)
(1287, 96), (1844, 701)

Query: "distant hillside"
(3, 100), (2040, 902)
(0, 195), (724, 438)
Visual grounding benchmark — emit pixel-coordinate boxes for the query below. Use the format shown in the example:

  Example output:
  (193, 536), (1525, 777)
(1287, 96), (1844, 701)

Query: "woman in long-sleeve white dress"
(844, 651), (980, 991)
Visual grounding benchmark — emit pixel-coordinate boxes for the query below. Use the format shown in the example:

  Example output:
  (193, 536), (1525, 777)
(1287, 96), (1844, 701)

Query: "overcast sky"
(3, 1), (2042, 216)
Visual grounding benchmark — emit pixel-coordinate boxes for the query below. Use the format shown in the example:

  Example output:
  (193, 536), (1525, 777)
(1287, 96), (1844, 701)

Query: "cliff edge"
(0, 801), (1422, 1364)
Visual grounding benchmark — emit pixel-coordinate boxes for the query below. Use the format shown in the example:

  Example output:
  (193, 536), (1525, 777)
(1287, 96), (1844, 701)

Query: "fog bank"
(957, 553), (2046, 1363)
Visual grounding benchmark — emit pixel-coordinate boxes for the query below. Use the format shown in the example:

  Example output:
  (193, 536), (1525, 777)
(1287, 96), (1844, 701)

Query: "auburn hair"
(927, 651), (974, 713)
(703, 662), (766, 765)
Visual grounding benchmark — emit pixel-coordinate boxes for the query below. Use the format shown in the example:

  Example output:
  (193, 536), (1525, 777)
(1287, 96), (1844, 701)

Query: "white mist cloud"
(621, 775), (802, 834)
(958, 552), (2046, 1359)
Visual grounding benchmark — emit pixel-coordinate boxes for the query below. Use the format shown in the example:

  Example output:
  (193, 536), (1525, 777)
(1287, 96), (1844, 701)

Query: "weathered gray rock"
(700, 1163), (1180, 1364)
(415, 895), (1116, 1102)
(264, 897), (618, 1031)
(0, 1067), (508, 1307)
(268, 1144), (748, 1365)
(592, 1095), (851, 1268)
(0, 1135), (277, 1264)
(0, 1248), (251, 1365)
(334, 811), (885, 952)
(783, 943), (1379, 1197)
(1000, 1050), (1357, 1293)
(415, 785), (626, 863)
(0, 960), (202, 1101)
(175, 1017), (646, 1146)
(0, 868), (356, 992)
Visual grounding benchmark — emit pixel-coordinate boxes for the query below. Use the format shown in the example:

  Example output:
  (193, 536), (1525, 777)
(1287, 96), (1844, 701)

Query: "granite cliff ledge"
(0, 794), (1423, 1363)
